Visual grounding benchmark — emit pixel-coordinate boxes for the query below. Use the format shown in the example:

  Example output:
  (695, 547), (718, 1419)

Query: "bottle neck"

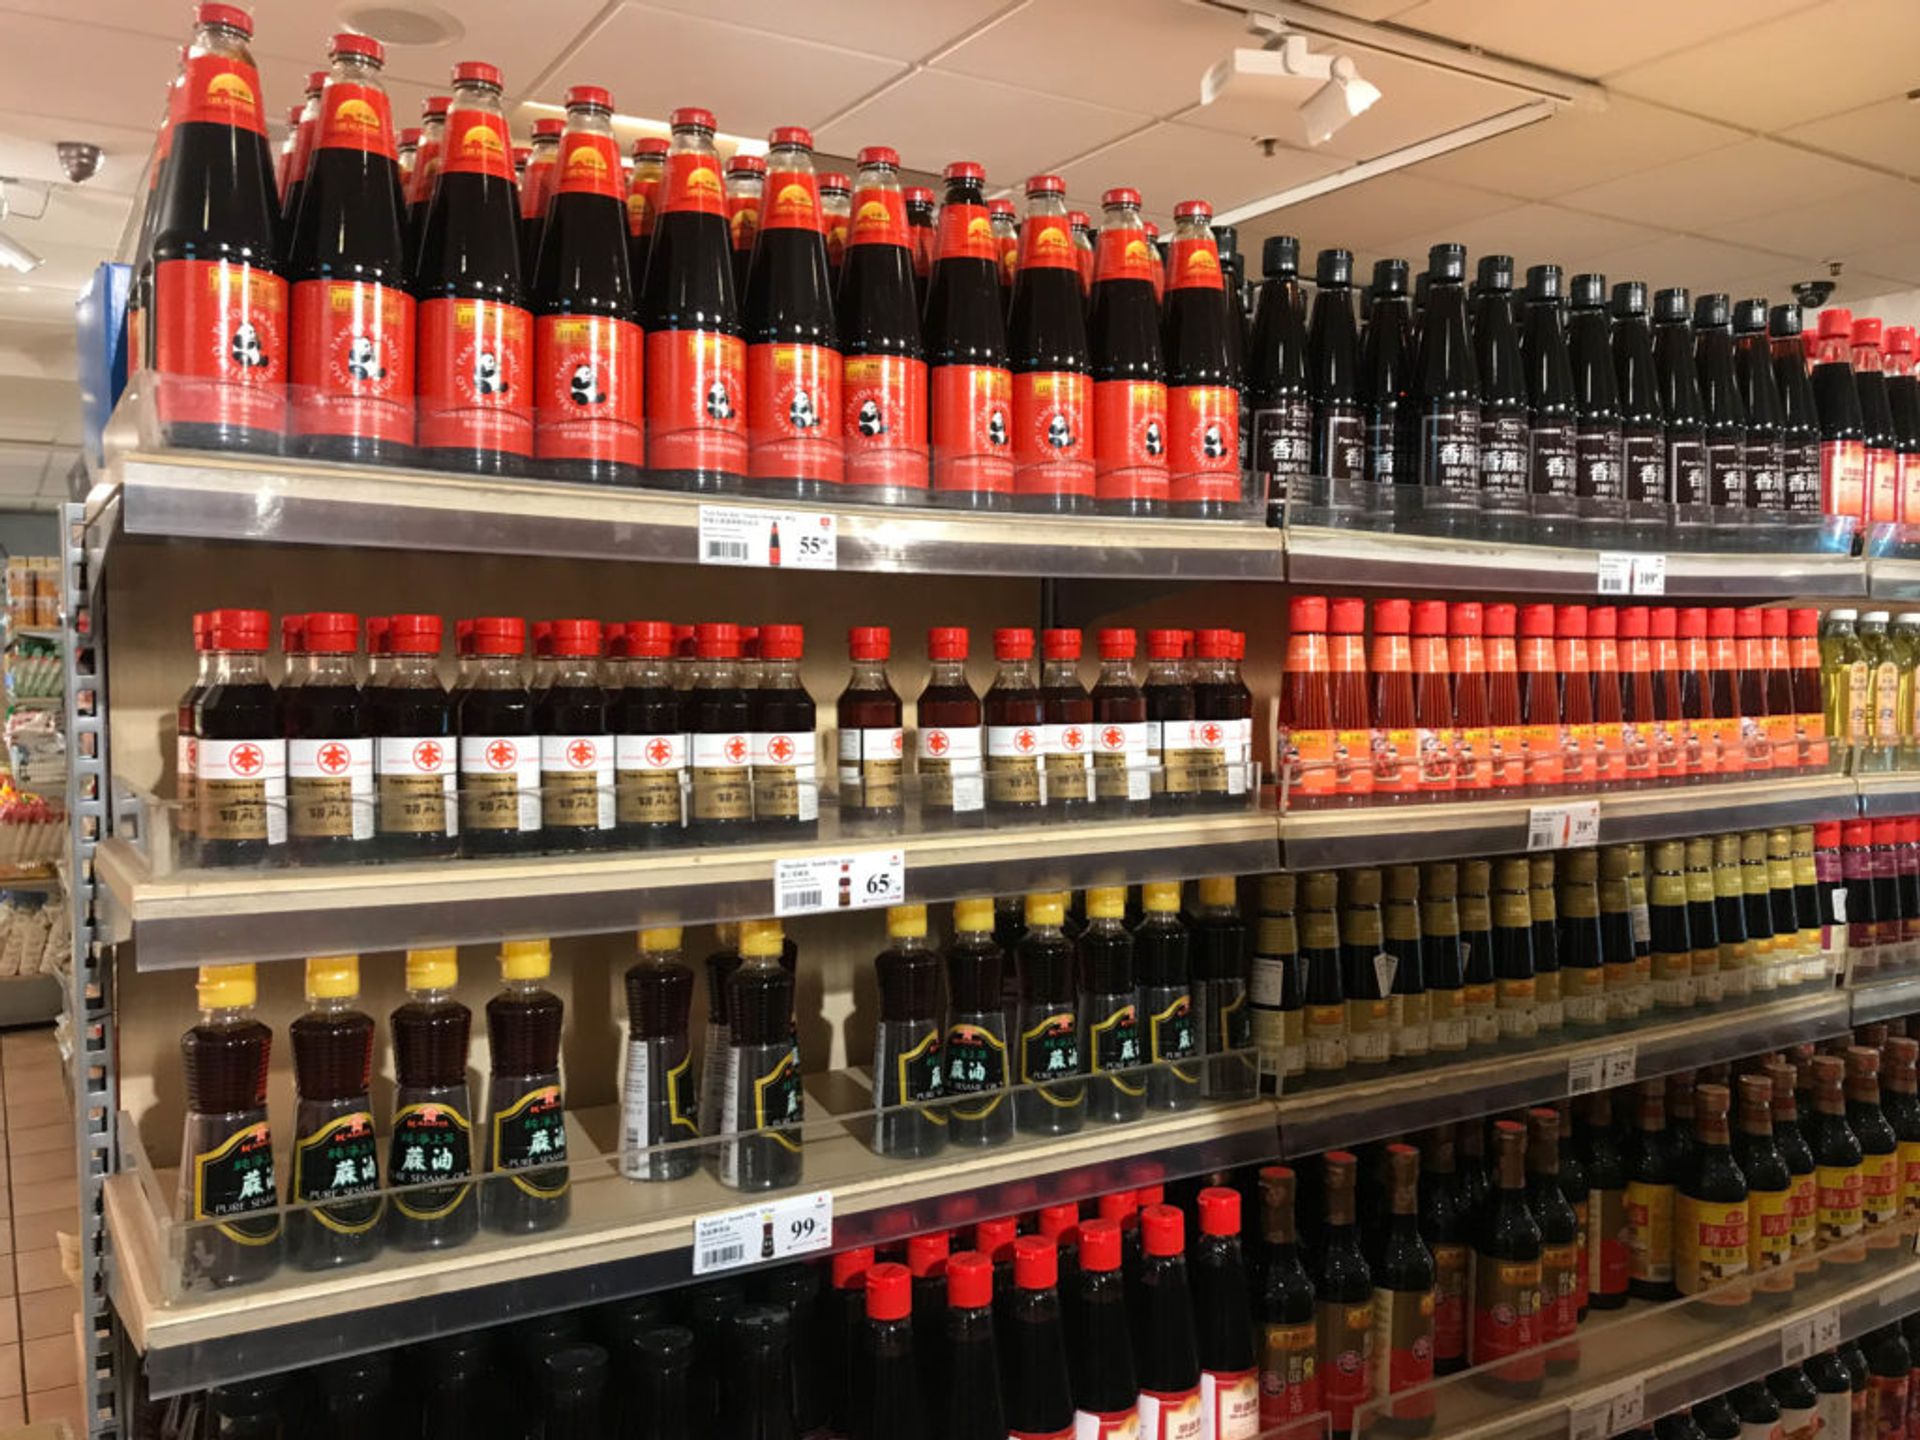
(760, 658), (803, 691)
(694, 655), (740, 689)
(926, 657), (971, 689)
(846, 657), (890, 691)
(626, 655), (673, 689)
(549, 654), (601, 689)
(199, 1003), (255, 1028)
(992, 656), (1038, 690)
(1095, 657), (1137, 688)
(1041, 657), (1082, 689)
(1145, 656), (1187, 685)
(471, 653), (527, 689)
(212, 649), (271, 686)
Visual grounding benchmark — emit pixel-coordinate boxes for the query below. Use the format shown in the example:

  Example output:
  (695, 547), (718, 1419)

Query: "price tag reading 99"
(692, 1190), (834, 1276)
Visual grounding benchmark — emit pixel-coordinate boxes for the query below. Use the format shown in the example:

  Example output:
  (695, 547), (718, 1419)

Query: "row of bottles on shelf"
(1820, 607), (1920, 764)
(175, 881), (1255, 1290)
(176, 609), (1255, 869)
(1632, 1349), (1920, 1440)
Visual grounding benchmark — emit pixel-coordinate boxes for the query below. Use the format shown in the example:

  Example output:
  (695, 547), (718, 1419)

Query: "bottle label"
(1667, 435), (1707, 506)
(1572, 423), (1621, 501)
(647, 328), (748, 477)
(1259, 1318), (1320, 1427)
(748, 341), (844, 483)
(1420, 409), (1481, 495)
(750, 729), (818, 822)
(1252, 397), (1312, 513)
(1316, 405), (1366, 483)
(551, 130), (621, 200)
(622, 1045), (696, 1153)
(154, 259), (290, 436)
(1816, 1162), (1863, 1242)
(1874, 661), (1902, 742)
(1496, 976), (1537, 1037)
(1094, 225), (1158, 282)
(1166, 236), (1223, 291)
(1074, 1412), (1140, 1440)
(287, 735), (376, 842)
(986, 724), (1046, 806)
(1479, 412), (1528, 501)
(1166, 386), (1242, 506)
(1138, 1388), (1203, 1440)
(180, 52), (269, 133)
(1782, 435), (1820, 513)
(934, 201), (996, 262)
(1870, 1375), (1909, 1440)
(875, 1024), (944, 1109)
(1674, 1194), (1748, 1295)
(1019, 1009), (1080, 1090)
(759, 166), (820, 231)
(1820, 438), (1866, 521)
(289, 278), (415, 445)
(1086, 379), (1169, 504)
(533, 313), (644, 468)
(1147, 992), (1198, 1069)
(661, 149), (726, 217)
(389, 1100), (473, 1220)
(189, 1120), (280, 1245)
(916, 723), (984, 813)
(1430, 1240), (1467, 1363)
(1316, 1297), (1373, 1429)
(459, 733), (540, 833)
(197, 736), (288, 844)
(1542, 1237), (1581, 1342)
(615, 732), (686, 827)
(490, 1084), (569, 1197)
(1622, 430), (1666, 506)
(290, 1110), (381, 1234)
(375, 735), (455, 837)
(626, 169), (661, 237)
(931, 363), (1016, 497)
(1347, 994), (1391, 1064)
(1748, 1185), (1793, 1288)
(1521, 719), (1566, 787)
(842, 354), (930, 491)
(1900, 1139), (1920, 1216)
(540, 733), (614, 831)
(1013, 1429), (1077, 1440)
(1816, 1393), (1851, 1440)
(1192, 717), (1237, 797)
(1368, 413), (1405, 483)
(1867, 446), (1900, 524)
(1705, 438), (1746, 508)
(1043, 722), (1092, 803)
(838, 726), (904, 810)
(1093, 720), (1151, 803)
(1428, 988), (1468, 1051)
(848, 186), (908, 247)
(1747, 437), (1783, 511)
(1304, 1001), (1346, 1071)
(1012, 370), (1095, 498)
(1626, 1178), (1674, 1282)
(943, 1021), (1008, 1118)
(1469, 1254), (1542, 1371)
(1202, 1368), (1261, 1440)
(691, 730), (752, 821)
(416, 297), (534, 456)
(442, 108), (513, 180)
(1862, 1150), (1900, 1230)
(1370, 1285), (1435, 1408)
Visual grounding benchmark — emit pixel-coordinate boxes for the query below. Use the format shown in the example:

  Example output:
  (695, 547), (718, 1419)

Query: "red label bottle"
(1650, 607), (1686, 780)
(1162, 200), (1243, 516)
(1811, 308), (1867, 526)
(1618, 606), (1656, 783)
(1412, 600), (1456, 794)
(1484, 603), (1525, 790)
(1554, 605), (1595, 787)
(1370, 599), (1418, 799)
(1517, 605), (1564, 789)
(1449, 602), (1492, 792)
(1676, 607), (1714, 778)
(1329, 598), (1374, 803)
(1009, 175), (1095, 512)
(723, 151), (764, 299)
(403, 94), (449, 264)
(1706, 607), (1743, 775)
(625, 135), (667, 275)
(1854, 317), (1901, 526)
(1089, 186), (1170, 517)
(1790, 607), (1829, 767)
(838, 145), (929, 500)
(1278, 595), (1334, 803)
(279, 70), (325, 251)
(904, 185), (936, 314)
(925, 162), (1014, 506)
(1736, 607), (1774, 772)
(517, 117), (563, 280)
(1589, 606), (1628, 784)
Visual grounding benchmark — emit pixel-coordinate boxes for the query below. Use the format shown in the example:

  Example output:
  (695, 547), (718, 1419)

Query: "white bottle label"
(376, 734), (458, 836)
(459, 734), (542, 832)
(288, 735), (374, 841)
(197, 736), (289, 845)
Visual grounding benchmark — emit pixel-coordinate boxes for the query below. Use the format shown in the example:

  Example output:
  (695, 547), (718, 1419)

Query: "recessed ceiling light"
(336, 3), (464, 47)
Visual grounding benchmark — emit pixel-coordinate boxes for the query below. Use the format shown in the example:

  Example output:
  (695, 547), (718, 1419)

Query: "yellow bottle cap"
(305, 954), (360, 1001)
(739, 918), (786, 959)
(1025, 891), (1066, 925)
(500, 938), (552, 980)
(1086, 887), (1126, 920)
(1197, 875), (1236, 907)
(952, 896), (995, 933)
(1142, 881), (1182, 913)
(887, 904), (928, 939)
(405, 947), (459, 991)
(197, 962), (257, 1010)
(639, 926), (684, 952)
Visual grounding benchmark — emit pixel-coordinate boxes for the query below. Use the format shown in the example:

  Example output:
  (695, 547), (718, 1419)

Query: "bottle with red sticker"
(149, 2), (286, 453)
(457, 615), (540, 856)
(403, 95), (449, 266)
(415, 61), (534, 474)
(905, 185), (937, 317)
(925, 161), (1015, 508)
(1161, 201), (1245, 518)
(724, 152), (764, 300)
(642, 107), (747, 492)
(1088, 187), (1169, 518)
(743, 126), (843, 499)
(821, 170), (852, 297)
(283, 610), (373, 866)
(126, 44), (187, 385)
(530, 85), (644, 486)
(279, 70), (326, 255)
(837, 145), (929, 502)
(1007, 174), (1095, 513)
(395, 126), (419, 193)
(517, 117), (563, 280)
(196, 607), (288, 866)
(1315, 1151), (1374, 1438)
(625, 135), (668, 290)
(286, 32), (414, 466)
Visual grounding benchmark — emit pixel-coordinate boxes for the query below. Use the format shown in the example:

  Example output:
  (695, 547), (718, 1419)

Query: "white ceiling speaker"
(1199, 34), (1382, 146)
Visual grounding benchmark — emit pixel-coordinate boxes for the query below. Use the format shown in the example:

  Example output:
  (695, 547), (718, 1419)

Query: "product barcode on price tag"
(1567, 1044), (1635, 1097)
(774, 848), (906, 917)
(1569, 1380), (1643, 1440)
(1528, 800), (1601, 852)
(692, 1190), (833, 1276)
(1597, 551), (1666, 596)
(698, 505), (838, 571)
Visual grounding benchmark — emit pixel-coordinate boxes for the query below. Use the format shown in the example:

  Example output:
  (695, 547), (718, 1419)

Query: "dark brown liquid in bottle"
(985, 670), (1045, 816)
(1192, 672), (1240, 809)
(1146, 672), (1196, 815)
(1090, 671), (1147, 816)
(536, 675), (612, 853)
(486, 986), (569, 1234)
(366, 679), (455, 862)
(690, 668), (753, 842)
(1042, 671), (1093, 818)
(613, 675), (683, 849)
(752, 677), (818, 841)
(289, 1005), (381, 1270)
(386, 989), (478, 1248)
(181, 1016), (278, 1287)
(458, 679), (537, 858)
(917, 674), (981, 828)
(282, 674), (369, 866)
(839, 675), (903, 828)
(198, 673), (279, 868)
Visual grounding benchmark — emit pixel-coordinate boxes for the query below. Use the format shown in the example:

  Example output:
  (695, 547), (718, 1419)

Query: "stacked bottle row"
(177, 609), (1256, 869)
(174, 882), (1257, 1291)
(1625, 1349), (1920, 1440)
(1820, 608), (1920, 764)
(1277, 597), (1827, 805)
(134, 10), (1249, 516)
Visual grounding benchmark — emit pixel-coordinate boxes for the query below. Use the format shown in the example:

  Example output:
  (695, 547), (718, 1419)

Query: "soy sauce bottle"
(1136, 1204), (1204, 1435)
(1308, 248), (1366, 499)
(1566, 273), (1623, 533)
(1068, 1217), (1137, 1436)
(1162, 200), (1244, 517)
(416, 61), (533, 474)
(387, 947), (477, 1251)
(150, 3), (286, 453)
(1364, 259), (1419, 490)
(925, 161), (1014, 508)
(612, 620), (687, 847)
(720, 920), (804, 1192)
(1090, 628), (1150, 813)
(1612, 282), (1669, 525)
(1317, 1152), (1374, 1437)
(1694, 294), (1750, 510)
(1472, 1120), (1544, 1399)
(1654, 287), (1709, 512)
(456, 615), (539, 855)
(1807, 1054), (1864, 1263)
(1009, 173), (1096, 514)
(286, 32), (413, 465)
(484, 939), (570, 1234)
(852, 1264), (926, 1440)
(530, 85), (643, 485)
(622, 928), (699, 1183)
(944, 1251), (1008, 1440)
(1521, 266), (1580, 538)
(1412, 243), (1482, 522)
(1247, 235), (1311, 525)
(288, 955), (382, 1271)
(1136, 881), (1199, 1111)
(179, 963), (280, 1289)
(196, 608), (286, 867)
(536, 619), (614, 851)
(944, 897), (1013, 1147)
(1016, 892), (1084, 1135)
(366, 613), (455, 860)
(1080, 886), (1144, 1124)
(872, 904), (947, 1158)
(641, 107), (748, 492)
(282, 611), (370, 866)
(1087, 186), (1169, 517)
(1734, 299), (1787, 516)
(1041, 628), (1093, 815)
(1472, 254), (1528, 525)
(984, 628), (1045, 815)
(838, 145), (929, 501)
(721, 1305), (799, 1440)
(1770, 305), (1824, 515)
(750, 622), (817, 838)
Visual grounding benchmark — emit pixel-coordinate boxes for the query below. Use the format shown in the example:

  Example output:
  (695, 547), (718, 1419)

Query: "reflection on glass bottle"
(872, 904), (947, 1158)
(484, 939), (570, 1234)
(720, 919), (804, 1191)
(387, 947), (477, 1251)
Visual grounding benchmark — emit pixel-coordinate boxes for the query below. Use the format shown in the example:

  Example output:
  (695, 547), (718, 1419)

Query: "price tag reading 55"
(698, 505), (838, 571)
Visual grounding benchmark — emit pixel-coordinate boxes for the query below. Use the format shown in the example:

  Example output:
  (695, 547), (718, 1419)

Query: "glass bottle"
(1363, 257), (1419, 492)
(849, 1264), (925, 1440)
(1144, 628), (1199, 812)
(718, 1305), (798, 1440)
(1808, 1053), (1865, 1264)
(1259, 1165), (1321, 1431)
(1459, 860), (1498, 1048)
(984, 628), (1046, 815)
(1003, 1236), (1076, 1440)
(1307, 247), (1366, 508)
(1473, 254), (1530, 528)
(367, 613), (456, 860)
(536, 618), (614, 851)
(1648, 840), (1695, 1010)
(1611, 281), (1669, 532)
(484, 939), (568, 1233)
(838, 626), (904, 830)
(1415, 1129), (1470, 1376)
(1847, 1046), (1901, 1249)
(936, 1251), (1006, 1440)
(1338, 867), (1391, 1067)
(1246, 234), (1312, 524)
(1525, 857), (1562, 1036)
(1526, 1108), (1580, 1375)
(1420, 862), (1467, 1053)
(1694, 294), (1750, 511)
(1134, 1205), (1204, 1435)
(196, 609), (288, 868)
(1448, 601), (1491, 793)
(179, 962), (279, 1288)
(1373, 1143), (1438, 1430)
(1068, 1217), (1137, 1436)
(1383, 866), (1429, 1060)
(1041, 628), (1094, 815)
(1090, 628), (1150, 813)
(750, 623), (818, 838)
(1555, 849), (1606, 1027)
(1625, 1079), (1676, 1300)
(1472, 1120), (1544, 1398)
(1080, 886), (1145, 1124)
(1193, 875), (1255, 1098)
(457, 615), (539, 855)
(1684, 837), (1723, 1006)
(288, 954), (381, 1270)
(1675, 1082), (1750, 1304)
(916, 626), (984, 825)
(1491, 856), (1537, 1041)
(1415, 243), (1482, 525)
(1161, 201), (1245, 517)
(1577, 1090), (1629, 1310)
(1598, 846), (1638, 1021)
(1015, 892), (1084, 1135)
(1317, 1151), (1375, 1438)
(1654, 286), (1709, 514)
(1086, 186), (1168, 518)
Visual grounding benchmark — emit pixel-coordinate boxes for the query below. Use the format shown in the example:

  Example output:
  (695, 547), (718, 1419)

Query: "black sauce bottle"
(719, 1305), (799, 1440)
(1002, 1236), (1076, 1440)
(1625, 1080), (1676, 1300)
(535, 618), (614, 852)
(1694, 293), (1750, 512)
(1135, 1203), (1204, 1435)
(1307, 247), (1366, 507)
(1734, 298), (1787, 516)
(1193, 1186), (1259, 1435)
(179, 963), (280, 1289)
(1015, 892), (1085, 1135)
(944, 1250), (1009, 1440)
(1362, 258), (1418, 490)
(367, 612), (455, 861)
(1471, 1120), (1544, 1399)
(1137, 880), (1200, 1111)
(1611, 281), (1669, 529)
(282, 612), (371, 866)
(1576, 1090), (1628, 1311)
(1473, 253), (1530, 527)
(387, 947), (476, 1251)
(689, 621), (755, 841)
(1316, 1151), (1373, 1438)
(1192, 875), (1255, 1097)
(873, 903), (948, 1158)
(484, 938), (570, 1234)
(1566, 273), (1623, 537)
(945, 897), (1013, 1147)
(850, 1263), (926, 1440)
(288, 955), (381, 1271)
(1374, 1143), (1438, 1432)
(1070, 1217), (1138, 1435)
(1080, 886), (1145, 1124)
(1257, 1165), (1319, 1431)
(1653, 286), (1709, 513)
(719, 919), (804, 1191)
(1247, 234), (1311, 525)
(1770, 304), (1824, 515)
(622, 927), (699, 1182)
(457, 615), (539, 857)
(1415, 243), (1482, 524)
(1418, 1129), (1470, 1376)
(612, 619), (687, 847)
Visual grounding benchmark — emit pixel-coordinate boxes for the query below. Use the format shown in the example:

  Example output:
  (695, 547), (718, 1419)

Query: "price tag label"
(1528, 800), (1601, 852)
(1601, 1045), (1637, 1088)
(1569, 1380), (1644, 1440)
(1567, 1044), (1636, 1097)
(1597, 551), (1666, 595)
(774, 848), (906, 917)
(1781, 1316), (1814, 1365)
(1812, 1307), (1842, 1352)
(692, 1189), (833, 1276)
(698, 504), (838, 570)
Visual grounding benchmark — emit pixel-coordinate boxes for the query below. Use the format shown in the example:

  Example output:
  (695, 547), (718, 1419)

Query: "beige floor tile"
(21, 1336), (71, 1394)
(12, 1249), (66, 1296)
(10, 1210), (60, 1254)
(8, 1153), (71, 1188)
(14, 1290), (71, 1343)
(0, 1342), (22, 1398)
(0, 1305), (19, 1348)
(0, 1395), (24, 1426)
(13, 1178), (72, 1218)
(26, 1384), (81, 1427)
(6, 1124), (70, 1159)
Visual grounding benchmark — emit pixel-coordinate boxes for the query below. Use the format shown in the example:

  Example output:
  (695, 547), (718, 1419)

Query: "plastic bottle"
(1015, 891), (1084, 1135)
(715, 919), (802, 1192)
(1694, 294), (1750, 510)
(1472, 254), (1528, 525)
(1007, 174), (1095, 513)
(484, 938), (569, 1232)
(621, 927), (698, 1182)
(839, 145), (929, 500)
(1004, 1235), (1076, 1440)
(288, 954), (381, 1271)
(179, 962), (280, 1288)
(1247, 235), (1311, 525)
(1068, 1216), (1139, 1436)
(916, 626), (984, 824)
(925, 161), (1014, 508)
(871, 903), (946, 1158)
(534, 618), (613, 850)
(720, 1305), (799, 1440)
(386, 947), (476, 1251)
(941, 1251), (1008, 1440)
(849, 1264), (925, 1440)
(944, 897), (1013, 1147)
(1087, 187), (1169, 517)
(1162, 201), (1244, 517)
(1854, 318), (1901, 527)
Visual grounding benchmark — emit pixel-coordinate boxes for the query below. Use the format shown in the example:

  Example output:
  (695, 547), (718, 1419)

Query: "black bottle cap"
(1525, 263), (1562, 301)
(1373, 258), (1410, 296)
(209, 1375), (290, 1421)
(726, 961), (794, 1046)
(1427, 243), (1467, 283)
(730, 1303), (791, 1353)
(1211, 223), (1240, 259)
(1733, 298), (1769, 334)
(946, 943), (1003, 1014)
(1611, 280), (1649, 318)
(419, 1328), (492, 1384)
(1262, 235), (1300, 277)
(634, 1325), (695, 1370)
(1476, 254), (1514, 292)
(321, 1352), (393, 1416)
(877, 946), (941, 1021)
(1414, 270), (1432, 307)
(1693, 292), (1731, 329)
(1570, 273), (1607, 308)
(1654, 286), (1691, 323)
(593, 1293), (674, 1346)
(1315, 247), (1352, 286)
(626, 960), (693, 1040)
(762, 1261), (822, 1310)
(543, 1343), (609, 1396)
(1770, 302), (1803, 338)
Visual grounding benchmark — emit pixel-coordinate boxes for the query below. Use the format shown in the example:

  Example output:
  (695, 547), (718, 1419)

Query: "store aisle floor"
(0, 1026), (81, 1434)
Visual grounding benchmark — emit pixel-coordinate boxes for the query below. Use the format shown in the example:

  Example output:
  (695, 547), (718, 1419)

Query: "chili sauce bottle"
(536, 618), (614, 850)
(1136, 1204), (1205, 1437)
(179, 962), (279, 1288)
(945, 897), (1012, 1147)
(872, 904), (946, 1158)
(1086, 187), (1169, 517)
(1041, 628), (1093, 816)
(1070, 1217), (1138, 1437)
(457, 615), (539, 855)
(944, 1251), (1008, 1440)
(1091, 628), (1151, 812)
(1193, 875), (1255, 1098)
(196, 608), (287, 866)
(1081, 886), (1145, 1124)
(985, 627), (1046, 814)
(1420, 862), (1467, 1053)
(1247, 234), (1311, 525)
(484, 938), (569, 1235)
(385, 948), (476, 1251)
(622, 927), (698, 1182)
(720, 919), (804, 1192)
(642, 107), (747, 491)
(1016, 892), (1084, 1135)
(1138, 881), (1200, 1110)
(1007, 174), (1094, 513)
(1315, 1152), (1373, 1437)
(839, 625), (904, 830)
(1372, 1143), (1436, 1432)
(288, 954), (381, 1271)
(367, 613), (455, 860)
(750, 622), (818, 838)
(1004, 1236), (1076, 1440)
(1162, 200), (1244, 517)
(925, 161), (1014, 508)
(612, 620), (686, 845)
(838, 145), (929, 500)
(915, 625), (985, 824)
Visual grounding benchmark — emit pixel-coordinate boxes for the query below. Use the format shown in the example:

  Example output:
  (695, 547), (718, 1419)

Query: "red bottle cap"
(944, 161), (986, 184)
(1735, 608), (1764, 639)
(1814, 821), (1842, 848)
(1036, 1203), (1079, 1243)
(563, 84), (612, 111)
(989, 199), (1017, 218)
(769, 125), (814, 149)
(1445, 601), (1482, 637)
(1078, 1217), (1122, 1272)
(904, 185), (935, 205)
(694, 621), (741, 659)
(671, 624), (696, 657)
(947, 1250), (993, 1309)
(1136, 1183), (1165, 1206)
(994, 627), (1035, 660)
(548, 618), (602, 656)
(1519, 604), (1555, 638)
(1874, 819), (1899, 845)
(858, 145), (901, 168)
(1141, 1203), (1184, 1257)
(1790, 608), (1820, 638)
(759, 623), (804, 660)
(304, 71), (330, 96)
(671, 106), (717, 132)
(1853, 316), (1884, 347)
(1144, 222), (1160, 239)
(927, 626), (969, 661)
(604, 622), (629, 658)
(191, 612), (208, 651)
(1480, 602), (1515, 638)
(1069, 211), (1092, 230)
(1889, 326), (1916, 358)
(533, 620), (555, 657)
(425, 96), (452, 118)
(1372, 600), (1410, 636)
(1043, 628), (1083, 661)
(848, 625), (891, 661)
(1012, 1234), (1057, 1290)
(821, 172), (851, 193)
(831, 1246), (876, 1290)
(210, 608), (271, 652)
(1232, 631), (1247, 661)
(1618, 606), (1649, 639)
(452, 60), (503, 88)
(1026, 174), (1067, 196)
(1098, 628), (1137, 659)
(1146, 628), (1186, 658)
(1761, 608), (1788, 640)
(330, 31), (384, 63)
(400, 127), (422, 146)
(1588, 606), (1617, 640)
(388, 614), (442, 654)
(1411, 600), (1447, 637)
(529, 120), (565, 140)
(864, 1262), (912, 1322)
(1103, 187), (1142, 209)
(1097, 1189), (1139, 1225)
(1844, 818), (1874, 846)
(1817, 307), (1855, 339)
(304, 611), (360, 653)
(1329, 597), (1367, 636)
(196, 3), (253, 36)
(1288, 595), (1328, 632)
(280, 613), (306, 653)
(514, 146), (533, 168)
(1707, 608), (1735, 639)
(974, 1216), (1018, 1259)
(1678, 608), (1708, 639)
(1651, 607), (1678, 639)
(453, 618), (473, 654)
(631, 136), (669, 157)
(1194, 628), (1234, 659)
(1552, 604), (1587, 639)
(1174, 199), (1213, 221)
(730, 155), (767, 179)
(1198, 1186), (1241, 1237)
(906, 1231), (949, 1278)
(471, 615), (526, 656)
(626, 620), (673, 658)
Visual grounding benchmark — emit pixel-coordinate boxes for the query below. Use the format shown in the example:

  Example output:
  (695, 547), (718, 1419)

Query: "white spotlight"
(1300, 54), (1382, 145)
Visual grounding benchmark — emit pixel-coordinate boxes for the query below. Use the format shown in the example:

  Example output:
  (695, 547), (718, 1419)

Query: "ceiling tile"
(1054, 121), (1344, 220)
(639, 0), (1021, 63)
(0, 14), (183, 130)
(1368, 203), (1668, 279)
(1612, 0), (1918, 130)
(1386, 0), (1818, 80)
(1841, 243), (1920, 289)
(1555, 139), (1888, 232)
(0, 110), (160, 199)
(1233, 169), (1514, 257)
(815, 69), (1150, 186)
(1713, 177), (1920, 263)
(1785, 97), (1920, 180)
(1578, 233), (1806, 297)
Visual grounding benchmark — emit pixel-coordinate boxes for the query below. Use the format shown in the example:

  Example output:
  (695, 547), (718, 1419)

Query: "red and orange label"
(1019, 215), (1077, 271)
(847, 189), (908, 249)
(1166, 385), (1241, 505)
(842, 354), (928, 490)
(534, 313), (643, 468)
(555, 132), (621, 200)
(416, 296), (533, 455)
(646, 328), (747, 475)
(154, 259), (288, 435)
(1012, 370), (1093, 500)
(931, 363), (1014, 497)
(1093, 378), (1170, 503)
(1094, 227), (1158, 284)
(443, 109), (513, 181)
(315, 82), (395, 156)
(180, 54), (267, 134)
(1167, 236), (1224, 291)
(626, 170), (661, 238)
(747, 342), (843, 484)
(934, 202), (996, 263)
(1821, 438), (1866, 523)
(761, 170), (821, 232)
(290, 278), (414, 445)
(662, 150), (726, 217)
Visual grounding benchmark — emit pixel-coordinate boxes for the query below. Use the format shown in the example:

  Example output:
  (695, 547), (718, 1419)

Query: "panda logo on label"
(1201, 423), (1227, 460)
(1145, 419), (1165, 457)
(856, 399), (886, 437)
(231, 321), (269, 369)
(987, 407), (1008, 447)
(788, 389), (819, 430)
(347, 334), (385, 382)
(569, 363), (606, 406)
(706, 380), (734, 420)
(475, 350), (508, 396)
(1046, 412), (1073, 449)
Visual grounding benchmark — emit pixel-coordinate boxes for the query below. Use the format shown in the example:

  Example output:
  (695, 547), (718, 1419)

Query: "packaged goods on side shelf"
(4, 555), (57, 632)
(6, 636), (61, 699)
(0, 888), (66, 979)
(0, 783), (63, 866)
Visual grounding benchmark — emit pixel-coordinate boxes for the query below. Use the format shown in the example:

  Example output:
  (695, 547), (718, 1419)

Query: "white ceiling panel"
(1714, 177), (1920, 262)
(1555, 139), (1889, 232)
(815, 68), (1150, 187)
(1841, 243), (1920, 290)
(1386, 0), (1820, 80)
(0, 110), (160, 199)
(0, 14), (186, 130)
(1053, 120), (1344, 222)
(1785, 98), (1920, 180)
(1578, 233), (1806, 297)
(1369, 203), (1668, 280)
(639, 0), (1022, 63)
(1612, 0), (1919, 130)
(1245, 170), (1515, 255)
